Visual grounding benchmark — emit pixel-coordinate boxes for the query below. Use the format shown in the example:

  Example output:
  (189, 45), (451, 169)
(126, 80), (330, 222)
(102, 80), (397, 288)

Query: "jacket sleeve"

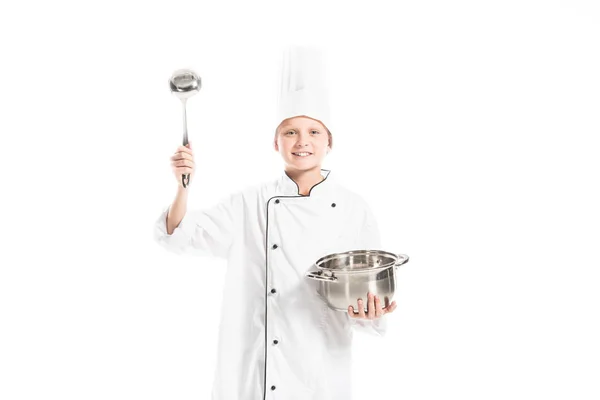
(153, 192), (241, 259)
(347, 199), (389, 337)
(347, 313), (389, 337)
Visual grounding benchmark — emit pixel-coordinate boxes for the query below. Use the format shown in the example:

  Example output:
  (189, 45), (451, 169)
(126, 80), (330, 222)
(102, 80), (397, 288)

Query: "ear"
(273, 130), (280, 152)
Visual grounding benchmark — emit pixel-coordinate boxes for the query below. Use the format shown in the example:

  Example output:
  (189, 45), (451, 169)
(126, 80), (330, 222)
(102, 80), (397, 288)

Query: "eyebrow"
(279, 126), (322, 132)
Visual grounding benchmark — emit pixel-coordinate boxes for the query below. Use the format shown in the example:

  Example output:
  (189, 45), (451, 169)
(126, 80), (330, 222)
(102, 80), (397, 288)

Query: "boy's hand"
(171, 143), (195, 188)
(347, 292), (397, 319)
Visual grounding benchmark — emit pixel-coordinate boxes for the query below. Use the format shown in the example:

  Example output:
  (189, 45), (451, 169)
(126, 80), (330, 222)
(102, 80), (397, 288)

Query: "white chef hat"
(275, 44), (332, 133)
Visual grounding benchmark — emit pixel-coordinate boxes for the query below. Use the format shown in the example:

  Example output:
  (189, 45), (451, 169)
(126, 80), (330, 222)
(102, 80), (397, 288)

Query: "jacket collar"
(277, 169), (332, 197)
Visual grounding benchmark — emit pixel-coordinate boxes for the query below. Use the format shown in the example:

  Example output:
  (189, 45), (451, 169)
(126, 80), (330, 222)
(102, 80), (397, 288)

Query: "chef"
(154, 45), (397, 400)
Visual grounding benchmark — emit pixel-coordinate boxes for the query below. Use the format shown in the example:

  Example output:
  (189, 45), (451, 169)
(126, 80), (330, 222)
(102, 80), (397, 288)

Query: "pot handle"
(305, 270), (338, 282)
(394, 254), (410, 269)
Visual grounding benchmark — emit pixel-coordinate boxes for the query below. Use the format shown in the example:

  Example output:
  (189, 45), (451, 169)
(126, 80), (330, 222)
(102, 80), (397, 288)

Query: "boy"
(155, 45), (396, 400)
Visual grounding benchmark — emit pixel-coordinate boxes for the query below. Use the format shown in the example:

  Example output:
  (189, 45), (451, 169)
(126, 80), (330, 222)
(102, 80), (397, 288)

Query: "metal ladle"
(169, 69), (201, 188)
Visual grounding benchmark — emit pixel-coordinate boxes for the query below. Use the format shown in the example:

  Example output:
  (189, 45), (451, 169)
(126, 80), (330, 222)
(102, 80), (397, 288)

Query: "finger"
(374, 295), (383, 318)
(171, 152), (192, 161)
(172, 159), (194, 168)
(384, 301), (397, 314)
(367, 293), (375, 319)
(348, 306), (356, 318)
(172, 162), (194, 171)
(357, 298), (366, 319)
(172, 151), (193, 162)
(383, 297), (391, 308)
(175, 145), (193, 156)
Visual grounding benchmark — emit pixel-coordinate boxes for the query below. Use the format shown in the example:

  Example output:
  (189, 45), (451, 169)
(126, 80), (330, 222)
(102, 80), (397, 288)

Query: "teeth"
(293, 152), (311, 157)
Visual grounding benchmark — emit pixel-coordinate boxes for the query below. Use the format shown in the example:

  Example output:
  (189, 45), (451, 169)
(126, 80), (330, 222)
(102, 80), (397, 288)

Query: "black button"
(272, 244), (278, 249)
(331, 203), (336, 207)
(275, 199), (280, 204)
(273, 339), (279, 345)
(271, 385), (276, 390)
(271, 288), (277, 294)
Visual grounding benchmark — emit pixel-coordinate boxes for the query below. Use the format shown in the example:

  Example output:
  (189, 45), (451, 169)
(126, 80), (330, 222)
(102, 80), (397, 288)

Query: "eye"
(310, 130), (320, 135)
(285, 130), (296, 135)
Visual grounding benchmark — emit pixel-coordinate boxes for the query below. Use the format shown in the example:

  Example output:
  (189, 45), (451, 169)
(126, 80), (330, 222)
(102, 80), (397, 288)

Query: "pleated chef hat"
(276, 45), (332, 133)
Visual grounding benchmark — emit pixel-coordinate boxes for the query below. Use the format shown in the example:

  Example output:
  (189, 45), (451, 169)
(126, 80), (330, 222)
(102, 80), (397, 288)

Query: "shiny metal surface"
(305, 250), (409, 312)
(169, 69), (201, 188)
(305, 270), (338, 281)
(315, 250), (408, 273)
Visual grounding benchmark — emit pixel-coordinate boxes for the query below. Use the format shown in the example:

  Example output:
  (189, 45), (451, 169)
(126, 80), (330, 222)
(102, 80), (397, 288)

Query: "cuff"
(348, 314), (389, 337)
(153, 206), (197, 254)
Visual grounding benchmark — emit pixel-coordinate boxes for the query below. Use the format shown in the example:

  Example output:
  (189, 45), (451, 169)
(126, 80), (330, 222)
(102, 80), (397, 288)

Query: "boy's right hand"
(171, 143), (195, 188)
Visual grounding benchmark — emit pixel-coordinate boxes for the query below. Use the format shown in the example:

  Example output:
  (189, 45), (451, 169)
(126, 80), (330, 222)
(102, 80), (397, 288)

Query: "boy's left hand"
(347, 292), (397, 319)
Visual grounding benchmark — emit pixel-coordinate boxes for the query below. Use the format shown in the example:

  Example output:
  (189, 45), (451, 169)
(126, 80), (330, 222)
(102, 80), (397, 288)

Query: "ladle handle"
(182, 100), (190, 188)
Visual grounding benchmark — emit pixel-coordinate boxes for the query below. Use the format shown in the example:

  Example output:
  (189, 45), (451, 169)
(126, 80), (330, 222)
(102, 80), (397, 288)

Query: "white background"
(1, 0), (599, 399)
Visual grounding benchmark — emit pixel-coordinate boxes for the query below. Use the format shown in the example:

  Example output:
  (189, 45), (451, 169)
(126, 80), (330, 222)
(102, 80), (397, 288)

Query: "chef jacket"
(154, 168), (388, 400)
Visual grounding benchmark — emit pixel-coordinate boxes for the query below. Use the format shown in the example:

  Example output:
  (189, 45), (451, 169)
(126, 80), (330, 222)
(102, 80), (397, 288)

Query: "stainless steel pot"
(305, 250), (409, 312)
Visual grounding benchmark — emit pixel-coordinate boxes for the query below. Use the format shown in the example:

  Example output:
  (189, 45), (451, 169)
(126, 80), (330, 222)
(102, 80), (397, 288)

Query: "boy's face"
(274, 116), (331, 173)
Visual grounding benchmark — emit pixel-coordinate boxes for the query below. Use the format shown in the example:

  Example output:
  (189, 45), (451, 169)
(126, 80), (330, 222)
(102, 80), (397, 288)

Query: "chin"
(290, 163), (321, 172)
(282, 155), (325, 171)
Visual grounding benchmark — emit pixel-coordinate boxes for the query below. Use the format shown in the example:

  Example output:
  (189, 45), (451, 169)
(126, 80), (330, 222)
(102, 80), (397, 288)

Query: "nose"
(295, 132), (310, 147)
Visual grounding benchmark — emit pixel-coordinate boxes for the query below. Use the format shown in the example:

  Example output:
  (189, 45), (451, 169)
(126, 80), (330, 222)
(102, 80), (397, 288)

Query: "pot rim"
(314, 249), (408, 273)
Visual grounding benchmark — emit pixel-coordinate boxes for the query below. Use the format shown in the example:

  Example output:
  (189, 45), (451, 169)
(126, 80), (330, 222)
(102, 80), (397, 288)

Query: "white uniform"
(154, 168), (388, 399)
